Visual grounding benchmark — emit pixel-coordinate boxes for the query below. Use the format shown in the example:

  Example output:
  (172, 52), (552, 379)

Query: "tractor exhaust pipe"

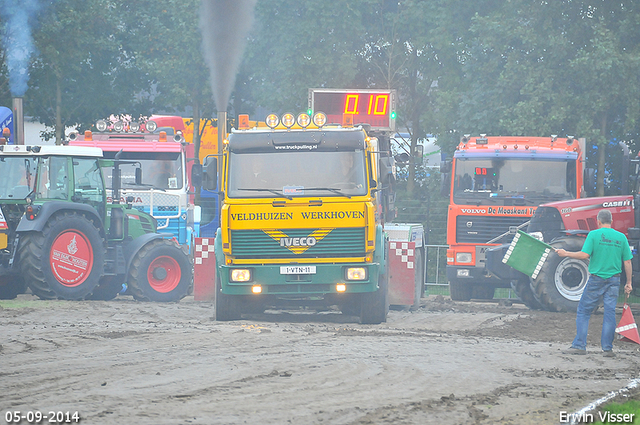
(12, 97), (24, 145)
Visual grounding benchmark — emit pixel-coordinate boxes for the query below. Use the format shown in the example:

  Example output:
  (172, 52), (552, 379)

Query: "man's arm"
(624, 259), (633, 295)
(556, 249), (590, 260)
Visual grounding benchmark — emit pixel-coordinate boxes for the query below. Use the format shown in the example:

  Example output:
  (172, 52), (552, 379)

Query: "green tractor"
(0, 145), (192, 301)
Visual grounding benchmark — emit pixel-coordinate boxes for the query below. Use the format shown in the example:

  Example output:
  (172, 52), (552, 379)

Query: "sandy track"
(1, 295), (639, 425)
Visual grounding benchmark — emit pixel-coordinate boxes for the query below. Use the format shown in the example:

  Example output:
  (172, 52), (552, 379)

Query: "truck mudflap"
(484, 244), (529, 281)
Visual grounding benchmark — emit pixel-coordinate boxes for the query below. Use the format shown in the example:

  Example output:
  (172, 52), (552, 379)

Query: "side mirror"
(191, 163), (203, 188)
(135, 167), (142, 186)
(203, 157), (218, 191)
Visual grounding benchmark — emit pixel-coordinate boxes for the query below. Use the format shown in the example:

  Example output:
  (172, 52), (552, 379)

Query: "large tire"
(449, 279), (472, 301)
(510, 279), (544, 310)
(214, 274), (241, 321)
(0, 276), (26, 300)
(128, 239), (192, 302)
(530, 237), (588, 312)
(411, 248), (425, 310)
(20, 213), (105, 300)
(360, 271), (389, 324)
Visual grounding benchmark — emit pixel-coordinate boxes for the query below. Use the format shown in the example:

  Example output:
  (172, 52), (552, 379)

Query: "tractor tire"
(449, 278), (472, 301)
(19, 213), (105, 300)
(128, 239), (192, 302)
(214, 274), (241, 321)
(411, 248), (425, 310)
(0, 276), (26, 300)
(510, 279), (544, 310)
(360, 271), (389, 324)
(530, 237), (589, 312)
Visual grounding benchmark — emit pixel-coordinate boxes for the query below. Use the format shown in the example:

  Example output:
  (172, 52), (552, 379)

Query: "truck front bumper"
(219, 262), (381, 296)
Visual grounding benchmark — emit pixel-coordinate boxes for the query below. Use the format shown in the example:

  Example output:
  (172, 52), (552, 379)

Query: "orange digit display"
(344, 94), (359, 114)
(310, 89), (396, 131)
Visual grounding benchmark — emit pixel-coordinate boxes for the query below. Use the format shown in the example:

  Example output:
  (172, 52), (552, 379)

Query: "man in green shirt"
(556, 209), (633, 357)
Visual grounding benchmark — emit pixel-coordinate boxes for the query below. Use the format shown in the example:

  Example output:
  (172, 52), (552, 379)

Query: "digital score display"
(309, 89), (396, 131)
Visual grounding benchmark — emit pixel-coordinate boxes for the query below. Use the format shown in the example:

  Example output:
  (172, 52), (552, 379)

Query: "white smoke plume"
(199, 0), (257, 112)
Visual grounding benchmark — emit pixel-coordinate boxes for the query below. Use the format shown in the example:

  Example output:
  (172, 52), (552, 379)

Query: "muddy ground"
(1, 294), (640, 425)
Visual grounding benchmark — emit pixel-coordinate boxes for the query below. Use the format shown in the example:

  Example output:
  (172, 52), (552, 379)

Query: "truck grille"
(456, 215), (530, 244)
(231, 227), (366, 259)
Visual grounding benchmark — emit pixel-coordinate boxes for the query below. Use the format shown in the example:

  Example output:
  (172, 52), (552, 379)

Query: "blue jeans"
(571, 275), (620, 351)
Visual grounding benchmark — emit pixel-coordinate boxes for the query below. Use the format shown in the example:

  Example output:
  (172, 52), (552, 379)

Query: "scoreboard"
(308, 89), (396, 132)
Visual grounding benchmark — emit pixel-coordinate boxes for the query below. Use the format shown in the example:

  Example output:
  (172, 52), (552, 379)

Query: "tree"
(24, 0), (151, 143)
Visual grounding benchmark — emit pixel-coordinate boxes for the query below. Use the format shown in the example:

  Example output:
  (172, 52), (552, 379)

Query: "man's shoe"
(603, 350), (616, 358)
(563, 347), (587, 355)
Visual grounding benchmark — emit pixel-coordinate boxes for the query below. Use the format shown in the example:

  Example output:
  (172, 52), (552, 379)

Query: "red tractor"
(486, 144), (638, 311)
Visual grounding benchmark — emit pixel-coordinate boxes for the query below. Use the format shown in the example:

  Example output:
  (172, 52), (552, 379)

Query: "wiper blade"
(237, 188), (292, 200)
(303, 187), (351, 198)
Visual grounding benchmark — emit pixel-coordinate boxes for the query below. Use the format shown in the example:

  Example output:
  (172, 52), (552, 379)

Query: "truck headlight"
(346, 267), (367, 281)
(456, 253), (473, 263)
(230, 269), (252, 282)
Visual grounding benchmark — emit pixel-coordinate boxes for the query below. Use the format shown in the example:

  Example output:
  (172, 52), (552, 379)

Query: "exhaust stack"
(217, 111), (227, 169)
(12, 97), (24, 145)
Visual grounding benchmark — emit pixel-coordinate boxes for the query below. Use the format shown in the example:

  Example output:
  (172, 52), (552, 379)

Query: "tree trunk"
(55, 78), (62, 145)
(596, 113), (607, 197)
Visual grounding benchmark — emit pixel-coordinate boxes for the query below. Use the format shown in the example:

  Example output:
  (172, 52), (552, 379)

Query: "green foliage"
(593, 399), (640, 425)
(0, 0), (637, 191)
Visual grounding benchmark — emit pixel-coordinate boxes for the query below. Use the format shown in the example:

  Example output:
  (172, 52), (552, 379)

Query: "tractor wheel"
(510, 279), (544, 310)
(128, 239), (192, 302)
(411, 248), (425, 310)
(449, 278), (472, 301)
(530, 237), (588, 312)
(19, 213), (105, 300)
(0, 276), (26, 300)
(360, 271), (389, 324)
(214, 274), (241, 321)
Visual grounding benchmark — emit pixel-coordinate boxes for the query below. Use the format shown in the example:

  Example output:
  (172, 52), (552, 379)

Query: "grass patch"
(593, 400), (640, 424)
(0, 298), (73, 310)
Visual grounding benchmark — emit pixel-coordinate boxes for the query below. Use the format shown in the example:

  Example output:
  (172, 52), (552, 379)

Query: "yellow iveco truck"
(203, 110), (394, 323)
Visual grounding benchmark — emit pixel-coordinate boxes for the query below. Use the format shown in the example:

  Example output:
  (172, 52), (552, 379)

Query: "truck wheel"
(411, 248), (424, 310)
(510, 279), (544, 310)
(0, 276), (26, 300)
(360, 271), (389, 324)
(214, 274), (241, 321)
(20, 213), (105, 300)
(530, 237), (588, 312)
(128, 239), (192, 302)
(449, 279), (472, 301)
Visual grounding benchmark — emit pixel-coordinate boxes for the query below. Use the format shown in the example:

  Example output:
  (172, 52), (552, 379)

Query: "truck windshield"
(102, 152), (184, 190)
(228, 151), (368, 198)
(0, 156), (37, 200)
(453, 158), (576, 205)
